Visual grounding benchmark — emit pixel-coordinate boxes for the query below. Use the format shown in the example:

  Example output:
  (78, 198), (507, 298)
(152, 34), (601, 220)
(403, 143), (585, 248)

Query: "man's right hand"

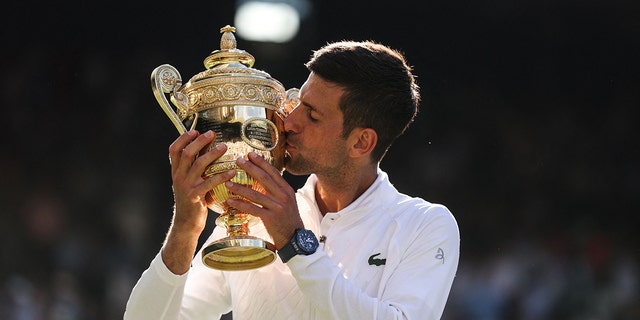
(162, 130), (235, 274)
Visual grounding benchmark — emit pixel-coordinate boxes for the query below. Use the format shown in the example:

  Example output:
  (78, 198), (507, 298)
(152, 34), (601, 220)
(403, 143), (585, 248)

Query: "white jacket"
(125, 169), (460, 319)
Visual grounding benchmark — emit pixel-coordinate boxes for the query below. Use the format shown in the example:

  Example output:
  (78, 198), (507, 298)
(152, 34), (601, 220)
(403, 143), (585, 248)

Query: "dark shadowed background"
(1, 0), (638, 319)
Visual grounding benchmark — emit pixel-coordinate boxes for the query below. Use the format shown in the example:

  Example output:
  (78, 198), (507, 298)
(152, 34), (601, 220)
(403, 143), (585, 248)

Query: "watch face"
(296, 230), (318, 253)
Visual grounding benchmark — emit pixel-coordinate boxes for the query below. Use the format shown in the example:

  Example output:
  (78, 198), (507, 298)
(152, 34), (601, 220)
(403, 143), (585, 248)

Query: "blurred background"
(1, 0), (638, 319)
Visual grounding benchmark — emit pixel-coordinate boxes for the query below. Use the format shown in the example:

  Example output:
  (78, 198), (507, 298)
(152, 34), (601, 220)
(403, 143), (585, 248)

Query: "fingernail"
(204, 130), (214, 138)
(187, 130), (197, 137)
(225, 181), (233, 188)
(237, 157), (246, 164)
(215, 143), (226, 151)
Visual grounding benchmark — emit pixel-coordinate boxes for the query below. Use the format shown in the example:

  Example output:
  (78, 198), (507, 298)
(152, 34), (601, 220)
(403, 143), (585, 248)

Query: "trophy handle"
(151, 64), (188, 134)
(279, 88), (300, 119)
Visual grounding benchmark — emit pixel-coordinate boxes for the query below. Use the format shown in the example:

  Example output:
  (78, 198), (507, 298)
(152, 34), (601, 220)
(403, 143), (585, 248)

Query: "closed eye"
(305, 106), (318, 122)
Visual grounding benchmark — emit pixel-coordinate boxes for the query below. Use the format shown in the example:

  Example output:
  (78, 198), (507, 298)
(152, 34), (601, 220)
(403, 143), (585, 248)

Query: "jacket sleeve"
(123, 251), (189, 320)
(124, 232), (231, 320)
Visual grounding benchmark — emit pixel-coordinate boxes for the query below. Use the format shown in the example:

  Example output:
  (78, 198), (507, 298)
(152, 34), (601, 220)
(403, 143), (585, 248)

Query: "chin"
(283, 157), (295, 174)
(283, 159), (305, 176)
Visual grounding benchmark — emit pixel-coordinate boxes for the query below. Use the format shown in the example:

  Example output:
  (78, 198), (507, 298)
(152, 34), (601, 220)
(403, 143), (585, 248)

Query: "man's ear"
(348, 128), (377, 158)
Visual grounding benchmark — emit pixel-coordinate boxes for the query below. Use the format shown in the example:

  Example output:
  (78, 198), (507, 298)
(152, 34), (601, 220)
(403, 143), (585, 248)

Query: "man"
(125, 40), (459, 319)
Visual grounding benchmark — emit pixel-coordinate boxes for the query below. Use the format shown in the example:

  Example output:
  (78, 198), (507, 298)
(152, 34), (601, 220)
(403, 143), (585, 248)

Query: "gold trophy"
(151, 25), (299, 270)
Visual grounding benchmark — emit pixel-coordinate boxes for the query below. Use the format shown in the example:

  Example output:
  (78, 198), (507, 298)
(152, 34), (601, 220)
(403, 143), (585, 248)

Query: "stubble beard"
(283, 151), (314, 176)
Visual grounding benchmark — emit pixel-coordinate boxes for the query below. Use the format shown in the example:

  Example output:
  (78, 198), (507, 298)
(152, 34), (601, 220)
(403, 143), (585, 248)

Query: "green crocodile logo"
(368, 253), (386, 266)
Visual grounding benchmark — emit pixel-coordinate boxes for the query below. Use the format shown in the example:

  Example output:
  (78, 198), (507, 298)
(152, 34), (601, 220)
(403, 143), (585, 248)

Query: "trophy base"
(202, 236), (276, 271)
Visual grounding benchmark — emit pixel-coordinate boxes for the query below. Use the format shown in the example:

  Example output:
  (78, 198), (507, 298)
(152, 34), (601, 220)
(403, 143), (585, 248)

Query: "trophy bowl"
(151, 25), (299, 270)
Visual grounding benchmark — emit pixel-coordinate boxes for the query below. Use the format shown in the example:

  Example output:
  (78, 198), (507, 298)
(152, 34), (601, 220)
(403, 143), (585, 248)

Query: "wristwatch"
(277, 228), (319, 263)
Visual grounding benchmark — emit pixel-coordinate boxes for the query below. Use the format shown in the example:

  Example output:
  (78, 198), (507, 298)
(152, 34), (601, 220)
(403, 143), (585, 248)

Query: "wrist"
(161, 239), (197, 275)
(161, 221), (202, 275)
(277, 229), (319, 263)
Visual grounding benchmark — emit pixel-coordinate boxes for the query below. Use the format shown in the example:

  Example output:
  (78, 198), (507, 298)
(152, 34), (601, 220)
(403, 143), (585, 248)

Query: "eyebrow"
(300, 99), (324, 116)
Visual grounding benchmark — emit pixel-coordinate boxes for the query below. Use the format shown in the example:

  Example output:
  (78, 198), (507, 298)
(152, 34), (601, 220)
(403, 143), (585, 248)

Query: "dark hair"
(305, 40), (420, 162)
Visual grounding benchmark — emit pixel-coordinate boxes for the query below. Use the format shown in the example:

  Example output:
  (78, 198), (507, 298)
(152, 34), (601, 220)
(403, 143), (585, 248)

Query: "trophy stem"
(201, 207), (276, 271)
(225, 207), (250, 237)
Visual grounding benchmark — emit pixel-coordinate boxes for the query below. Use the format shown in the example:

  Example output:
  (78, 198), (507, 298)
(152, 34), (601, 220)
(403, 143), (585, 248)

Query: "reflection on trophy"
(151, 25), (300, 270)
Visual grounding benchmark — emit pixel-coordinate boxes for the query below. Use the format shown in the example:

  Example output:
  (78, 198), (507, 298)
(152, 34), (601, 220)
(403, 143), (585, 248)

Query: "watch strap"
(277, 237), (298, 263)
(278, 228), (318, 263)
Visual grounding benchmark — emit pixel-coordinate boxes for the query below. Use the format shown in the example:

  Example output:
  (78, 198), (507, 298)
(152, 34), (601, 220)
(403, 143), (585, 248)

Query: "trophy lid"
(203, 25), (255, 69)
(172, 25), (286, 119)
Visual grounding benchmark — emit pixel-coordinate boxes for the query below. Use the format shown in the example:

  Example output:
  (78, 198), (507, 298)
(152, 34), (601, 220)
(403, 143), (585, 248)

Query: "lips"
(284, 137), (297, 151)
(284, 140), (298, 160)
(283, 132), (299, 155)
(284, 143), (295, 155)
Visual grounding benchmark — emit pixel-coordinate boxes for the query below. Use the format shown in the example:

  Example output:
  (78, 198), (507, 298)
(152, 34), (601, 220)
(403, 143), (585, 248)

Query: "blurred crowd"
(1, 46), (637, 319)
(2, 1), (639, 319)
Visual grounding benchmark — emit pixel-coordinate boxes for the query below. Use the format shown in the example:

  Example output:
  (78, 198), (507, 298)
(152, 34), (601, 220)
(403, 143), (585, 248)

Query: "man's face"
(283, 72), (349, 176)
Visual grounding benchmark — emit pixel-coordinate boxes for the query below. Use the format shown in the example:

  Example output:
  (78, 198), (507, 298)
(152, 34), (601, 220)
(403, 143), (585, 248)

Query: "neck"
(315, 164), (378, 215)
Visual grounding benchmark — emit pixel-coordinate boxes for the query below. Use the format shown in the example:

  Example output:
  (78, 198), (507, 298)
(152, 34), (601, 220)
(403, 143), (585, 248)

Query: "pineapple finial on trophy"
(204, 25), (255, 69)
(220, 25), (237, 50)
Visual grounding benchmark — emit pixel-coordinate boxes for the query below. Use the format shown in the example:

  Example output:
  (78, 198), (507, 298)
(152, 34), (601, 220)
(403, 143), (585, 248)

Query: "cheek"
(317, 132), (348, 159)
(300, 130), (328, 158)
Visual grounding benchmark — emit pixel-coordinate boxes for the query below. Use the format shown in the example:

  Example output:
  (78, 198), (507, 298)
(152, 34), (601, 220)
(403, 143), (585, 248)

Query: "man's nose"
(283, 106), (301, 134)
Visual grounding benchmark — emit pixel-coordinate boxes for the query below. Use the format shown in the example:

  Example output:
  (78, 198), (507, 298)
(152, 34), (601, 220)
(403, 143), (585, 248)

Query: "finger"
(225, 187), (302, 249)
(188, 143), (228, 183)
(176, 130), (216, 178)
(226, 196), (269, 218)
(223, 179), (289, 221)
(195, 169), (236, 203)
(247, 152), (284, 178)
(240, 152), (294, 195)
(169, 130), (198, 175)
